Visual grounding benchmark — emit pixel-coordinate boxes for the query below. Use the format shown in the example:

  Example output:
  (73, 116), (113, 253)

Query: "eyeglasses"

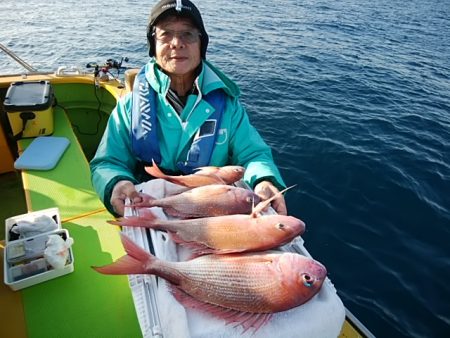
(153, 29), (201, 44)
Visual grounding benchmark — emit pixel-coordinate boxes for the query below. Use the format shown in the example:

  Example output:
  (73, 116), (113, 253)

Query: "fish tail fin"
(92, 255), (144, 275)
(144, 159), (167, 179)
(92, 233), (155, 275)
(252, 184), (297, 216)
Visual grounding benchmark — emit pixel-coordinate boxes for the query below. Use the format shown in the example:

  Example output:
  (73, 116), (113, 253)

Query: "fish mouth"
(313, 261), (328, 280)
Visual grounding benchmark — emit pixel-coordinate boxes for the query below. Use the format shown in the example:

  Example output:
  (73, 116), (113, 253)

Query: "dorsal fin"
(251, 185), (296, 217)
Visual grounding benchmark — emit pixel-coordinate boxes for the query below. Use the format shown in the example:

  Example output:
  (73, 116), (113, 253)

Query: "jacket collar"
(144, 58), (240, 98)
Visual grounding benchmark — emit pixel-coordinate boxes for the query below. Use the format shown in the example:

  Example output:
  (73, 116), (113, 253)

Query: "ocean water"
(1, 0), (449, 337)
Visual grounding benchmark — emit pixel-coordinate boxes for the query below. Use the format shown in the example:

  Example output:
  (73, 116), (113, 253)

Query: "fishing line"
(70, 79), (103, 136)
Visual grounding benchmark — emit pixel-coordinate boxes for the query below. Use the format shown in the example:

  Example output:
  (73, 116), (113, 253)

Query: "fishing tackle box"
(3, 207), (74, 291)
(3, 80), (54, 139)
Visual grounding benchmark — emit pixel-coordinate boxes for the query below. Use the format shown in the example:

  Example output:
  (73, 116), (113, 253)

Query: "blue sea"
(1, 0), (449, 337)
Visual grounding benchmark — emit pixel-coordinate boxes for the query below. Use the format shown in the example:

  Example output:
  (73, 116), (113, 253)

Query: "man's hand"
(254, 180), (287, 215)
(110, 180), (142, 216)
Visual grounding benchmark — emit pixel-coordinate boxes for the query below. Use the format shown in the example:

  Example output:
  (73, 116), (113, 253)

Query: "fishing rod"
(0, 43), (37, 72)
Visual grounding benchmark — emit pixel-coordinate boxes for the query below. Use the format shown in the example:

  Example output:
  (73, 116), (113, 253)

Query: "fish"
(110, 187), (304, 254)
(145, 159), (245, 188)
(130, 184), (261, 218)
(110, 210), (304, 254)
(92, 233), (327, 332)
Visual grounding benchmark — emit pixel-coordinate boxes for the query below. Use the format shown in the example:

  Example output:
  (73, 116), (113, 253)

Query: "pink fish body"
(93, 233), (327, 332)
(145, 159), (245, 188)
(132, 184), (261, 218)
(110, 209), (305, 254)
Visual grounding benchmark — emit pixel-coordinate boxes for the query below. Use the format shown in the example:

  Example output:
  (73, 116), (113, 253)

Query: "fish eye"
(277, 223), (285, 230)
(302, 273), (313, 287)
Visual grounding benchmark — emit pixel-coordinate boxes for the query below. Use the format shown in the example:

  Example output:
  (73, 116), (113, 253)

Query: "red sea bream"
(110, 209), (305, 254)
(145, 159), (245, 187)
(93, 233), (327, 332)
(131, 184), (261, 218)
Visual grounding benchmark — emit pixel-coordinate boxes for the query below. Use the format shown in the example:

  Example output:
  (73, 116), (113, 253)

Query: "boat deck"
(1, 101), (141, 337)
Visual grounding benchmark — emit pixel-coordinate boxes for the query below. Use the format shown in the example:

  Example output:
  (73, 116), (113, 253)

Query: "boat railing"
(0, 43), (38, 73)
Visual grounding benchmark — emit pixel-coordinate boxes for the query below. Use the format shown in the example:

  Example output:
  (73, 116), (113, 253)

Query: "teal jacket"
(90, 59), (286, 214)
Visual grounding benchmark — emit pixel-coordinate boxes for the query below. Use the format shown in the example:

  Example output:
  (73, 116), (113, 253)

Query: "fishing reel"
(86, 57), (130, 81)
(105, 57), (129, 70)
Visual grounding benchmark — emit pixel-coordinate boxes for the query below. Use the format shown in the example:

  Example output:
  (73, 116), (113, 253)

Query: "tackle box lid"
(3, 81), (54, 112)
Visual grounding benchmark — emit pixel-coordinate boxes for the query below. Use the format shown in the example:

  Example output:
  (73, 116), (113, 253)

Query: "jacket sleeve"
(227, 97), (286, 190)
(90, 94), (139, 213)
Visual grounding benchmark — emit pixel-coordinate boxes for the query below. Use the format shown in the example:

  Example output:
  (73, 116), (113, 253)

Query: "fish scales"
(113, 212), (305, 254)
(157, 192), (220, 215)
(145, 160), (246, 187)
(93, 234), (327, 330)
(134, 184), (259, 218)
(162, 254), (292, 313)
(148, 218), (253, 250)
(167, 216), (297, 250)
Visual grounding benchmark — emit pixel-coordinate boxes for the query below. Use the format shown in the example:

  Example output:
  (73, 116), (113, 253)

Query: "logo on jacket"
(139, 82), (152, 135)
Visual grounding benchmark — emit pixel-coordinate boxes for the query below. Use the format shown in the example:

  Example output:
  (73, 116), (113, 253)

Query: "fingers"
(254, 181), (288, 215)
(271, 196), (287, 215)
(254, 182), (270, 200)
(110, 180), (142, 216)
(129, 193), (155, 208)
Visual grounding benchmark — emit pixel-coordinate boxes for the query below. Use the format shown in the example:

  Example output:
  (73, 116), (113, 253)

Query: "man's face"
(154, 17), (201, 77)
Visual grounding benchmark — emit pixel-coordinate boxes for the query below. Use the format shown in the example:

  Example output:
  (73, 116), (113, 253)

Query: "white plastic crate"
(3, 208), (74, 291)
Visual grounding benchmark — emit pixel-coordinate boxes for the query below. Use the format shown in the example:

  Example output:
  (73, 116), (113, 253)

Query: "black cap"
(147, 0), (209, 58)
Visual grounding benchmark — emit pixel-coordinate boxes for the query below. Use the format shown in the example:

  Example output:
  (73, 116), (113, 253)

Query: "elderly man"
(90, 0), (287, 216)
